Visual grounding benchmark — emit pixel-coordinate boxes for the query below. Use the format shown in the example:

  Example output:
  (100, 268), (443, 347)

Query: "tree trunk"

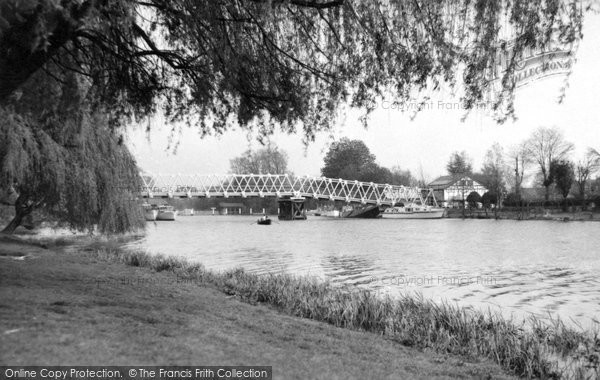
(461, 188), (465, 219)
(1, 195), (34, 234)
(544, 185), (550, 201)
(1, 212), (24, 234)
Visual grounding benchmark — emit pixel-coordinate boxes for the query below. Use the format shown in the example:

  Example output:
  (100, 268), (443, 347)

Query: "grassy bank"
(84, 240), (600, 379)
(1, 237), (516, 379)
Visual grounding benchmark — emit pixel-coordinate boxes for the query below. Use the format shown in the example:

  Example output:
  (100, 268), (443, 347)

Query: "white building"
(428, 176), (488, 208)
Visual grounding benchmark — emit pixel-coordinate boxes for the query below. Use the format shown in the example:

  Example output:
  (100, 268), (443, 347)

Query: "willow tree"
(0, 67), (144, 234)
(0, 0), (591, 231)
(1, 1), (590, 130)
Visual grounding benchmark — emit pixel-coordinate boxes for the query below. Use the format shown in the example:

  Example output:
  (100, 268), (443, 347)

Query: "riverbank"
(0, 236), (516, 379)
(445, 208), (599, 222)
(1, 236), (598, 379)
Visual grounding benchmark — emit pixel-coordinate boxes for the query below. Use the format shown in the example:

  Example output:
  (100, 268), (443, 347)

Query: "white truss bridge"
(140, 173), (437, 207)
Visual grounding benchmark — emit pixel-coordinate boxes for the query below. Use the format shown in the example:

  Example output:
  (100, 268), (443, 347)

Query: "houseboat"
(381, 203), (445, 219)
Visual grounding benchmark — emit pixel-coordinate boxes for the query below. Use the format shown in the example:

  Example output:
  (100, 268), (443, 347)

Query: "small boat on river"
(257, 215), (272, 225)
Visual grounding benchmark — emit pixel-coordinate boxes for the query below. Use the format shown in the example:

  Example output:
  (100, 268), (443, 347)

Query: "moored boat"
(156, 205), (177, 221)
(145, 209), (158, 221)
(320, 209), (340, 218)
(341, 204), (381, 218)
(381, 204), (445, 219)
(142, 203), (158, 221)
(315, 205), (380, 218)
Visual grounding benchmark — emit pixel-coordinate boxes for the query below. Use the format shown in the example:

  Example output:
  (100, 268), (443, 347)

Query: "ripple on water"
(126, 216), (600, 327)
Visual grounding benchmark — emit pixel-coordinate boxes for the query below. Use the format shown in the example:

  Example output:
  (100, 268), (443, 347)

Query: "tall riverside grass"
(87, 244), (600, 379)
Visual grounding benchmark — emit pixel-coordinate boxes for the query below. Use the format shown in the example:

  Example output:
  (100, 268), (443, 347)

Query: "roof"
(428, 175), (456, 187)
(428, 175), (488, 191)
(218, 202), (245, 208)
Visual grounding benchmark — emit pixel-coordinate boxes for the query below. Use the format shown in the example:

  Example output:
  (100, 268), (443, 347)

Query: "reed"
(87, 244), (600, 379)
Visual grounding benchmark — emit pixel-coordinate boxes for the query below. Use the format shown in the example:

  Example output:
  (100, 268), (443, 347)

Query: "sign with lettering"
(496, 39), (575, 87)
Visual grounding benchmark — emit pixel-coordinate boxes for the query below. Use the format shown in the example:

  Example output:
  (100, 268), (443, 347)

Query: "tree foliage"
(0, 0), (589, 139)
(525, 127), (574, 200)
(466, 191), (482, 208)
(481, 143), (508, 207)
(575, 148), (600, 199)
(321, 138), (376, 179)
(388, 166), (416, 187)
(550, 159), (575, 201)
(0, 66), (143, 233)
(320, 139), (414, 184)
(481, 191), (498, 208)
(446, 151), (473, 176)
(507, 142), (531, 200)
(0, 0), (591, 232)
(229, 143), (289, 174)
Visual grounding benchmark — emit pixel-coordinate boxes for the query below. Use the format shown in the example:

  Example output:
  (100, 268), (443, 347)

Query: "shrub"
(466, 191), (482, 208)
(481, 192), (497, 208)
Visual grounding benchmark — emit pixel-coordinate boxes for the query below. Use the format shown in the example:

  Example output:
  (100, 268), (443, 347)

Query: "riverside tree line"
(0, 1), (592, 233)
(229, 126), (599, 212)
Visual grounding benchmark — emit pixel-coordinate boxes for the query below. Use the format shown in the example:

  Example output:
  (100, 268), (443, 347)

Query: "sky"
(127, 12), (600, 183)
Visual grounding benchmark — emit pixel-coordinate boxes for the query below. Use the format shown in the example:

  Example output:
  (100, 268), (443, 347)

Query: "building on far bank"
(428, 175), (487, 208)
(218, 202), (246, 215)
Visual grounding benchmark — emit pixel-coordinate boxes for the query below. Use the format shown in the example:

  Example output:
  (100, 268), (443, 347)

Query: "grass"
(1, 242), (519, 378)
(86, 243), (600, 379)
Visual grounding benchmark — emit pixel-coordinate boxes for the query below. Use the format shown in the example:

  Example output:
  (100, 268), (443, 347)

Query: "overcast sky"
(127, 13), (600, 183)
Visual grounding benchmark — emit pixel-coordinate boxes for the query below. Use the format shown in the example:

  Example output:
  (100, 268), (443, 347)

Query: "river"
(125, 215), (600, 327)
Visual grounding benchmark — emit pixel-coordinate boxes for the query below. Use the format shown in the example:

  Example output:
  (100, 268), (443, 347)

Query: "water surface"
(126, 216), (600, 326)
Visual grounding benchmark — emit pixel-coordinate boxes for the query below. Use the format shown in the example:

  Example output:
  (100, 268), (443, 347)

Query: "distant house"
(428, 175), (488, 208)
(218, 202), (246, 215)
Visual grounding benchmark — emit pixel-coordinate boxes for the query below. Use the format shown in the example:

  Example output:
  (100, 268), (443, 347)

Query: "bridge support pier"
(277, 197), (307, 220)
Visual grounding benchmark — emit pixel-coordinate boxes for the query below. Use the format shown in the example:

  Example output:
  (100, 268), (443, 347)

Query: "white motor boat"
(142, 203), (158, 221)
(318, 209), (341, 218)
(144, 209), (158, 221)
(156, 205), (177, 221)
(382, 204), (445, 219)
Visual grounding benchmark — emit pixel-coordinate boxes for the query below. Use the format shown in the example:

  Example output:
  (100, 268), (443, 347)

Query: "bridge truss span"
(140, 173), (437, 207)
